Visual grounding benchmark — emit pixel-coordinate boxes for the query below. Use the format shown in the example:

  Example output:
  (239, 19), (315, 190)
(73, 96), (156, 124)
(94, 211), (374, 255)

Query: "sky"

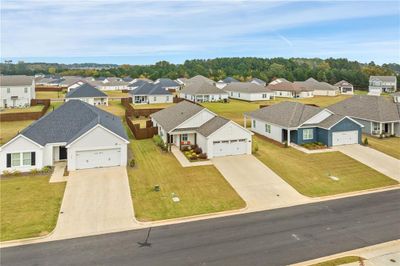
(1, 0), (399, 65)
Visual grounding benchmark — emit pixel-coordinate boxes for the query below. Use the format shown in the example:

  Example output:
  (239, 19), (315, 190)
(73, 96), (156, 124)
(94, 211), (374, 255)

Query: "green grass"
(98, 100), (126, 117)
(127, 139), (245, 221)
(309, 256), (363, 266)
(36, 91), (65, 99)
(202, 96), (351, 125)
(364, 135), (400, 159)
(253, 135), (398, 197)
(354, 90), (368, 95)
(0, 120), (35, 145)
(104, 90), (128, 97)
(0, 105), (44, 113)
(132, 103), (175, 109)
(1, 175), (66, 241)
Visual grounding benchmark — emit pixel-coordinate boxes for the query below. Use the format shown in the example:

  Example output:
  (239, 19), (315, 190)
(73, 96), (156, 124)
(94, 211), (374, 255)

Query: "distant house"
(151, 101), (253, 158)
(59, 76), (85, 88)
(0, 100), (129, 173)
(250, 78), (266, 86)
(65, 83), (109, 106)
(334, 80), (354, 95)
(127, 79), (151, 91)
(216, 77), (239, 89)
(128, 82), (173, 104)
(0, 75), (35, 108)
(122, 77), (133, 82)
(327, 95), (400, 136)
(88, 77), (130, 90)
(303, 78), (340, 96)
(179, 76), (228, 103)
(246, 101), (363, 147)
(153, 78), (180, 91)
(368, 76), (397, 95)
(223, 82), (274, 101)
(267, 79), (313, 98)
(175, 78), (189, 86)
(67, 80), (87, 92)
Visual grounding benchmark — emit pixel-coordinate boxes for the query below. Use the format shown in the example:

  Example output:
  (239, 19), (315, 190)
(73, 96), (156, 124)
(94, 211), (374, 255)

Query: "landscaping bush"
(129, 158), (136, 167)
(181, 146), (190, 152)
(194, 147), (202, 154)
(252, 141), (259, 153)
(190, 155), (198, 160)
(199, 153), (207, 159)
(153, 135), (167, 151)
(42, 166), (52, 173)
(30, 169), (40, 175)
(363, 137), (369, 146)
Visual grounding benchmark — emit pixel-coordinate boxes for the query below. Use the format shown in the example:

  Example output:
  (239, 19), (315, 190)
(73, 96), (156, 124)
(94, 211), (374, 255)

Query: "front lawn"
(35, 91), (65, 99)
(104, 90), (128, 97)
(127, 139), (245, 221)
(1, 175), (66, 241)
(0, 105), (43, 114)
(0, 120), (35, 145)
(98, 100), (126, 117)
(132, 103), (175, 109)
(364, 135), (400, 159)
(253, 135), (397, 197)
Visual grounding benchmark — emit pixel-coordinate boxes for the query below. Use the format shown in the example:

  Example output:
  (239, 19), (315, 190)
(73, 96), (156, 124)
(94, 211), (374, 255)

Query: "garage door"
(332, 131), (358, 146)
(213, 139), (247, 157)
(75, 148), (121, 170)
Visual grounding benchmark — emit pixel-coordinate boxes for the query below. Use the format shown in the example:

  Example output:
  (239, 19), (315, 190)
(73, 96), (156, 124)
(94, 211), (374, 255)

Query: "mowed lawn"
(0, 105), (43, 113)
(127, 139), (245, 221)
(202, 96), (351, 125)
(1, 175), (65, 241)
(0, 120), (35, 145)
(104, 90), (128, 97)
(364, 135), (400, 159)
(35, 91), (65, 99)
(98, 100), (126, 117)
(254, 136), (397, 197)
(132, 103), (175, 109)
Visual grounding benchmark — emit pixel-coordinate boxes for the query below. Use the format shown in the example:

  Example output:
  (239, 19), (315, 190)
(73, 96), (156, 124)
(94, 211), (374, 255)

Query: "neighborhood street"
(2, 189), (400, 266)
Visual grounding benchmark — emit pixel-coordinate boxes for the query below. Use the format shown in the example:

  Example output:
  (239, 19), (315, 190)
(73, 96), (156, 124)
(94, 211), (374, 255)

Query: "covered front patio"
(371, 122), (396, 136)
(167, 130), (198, 149)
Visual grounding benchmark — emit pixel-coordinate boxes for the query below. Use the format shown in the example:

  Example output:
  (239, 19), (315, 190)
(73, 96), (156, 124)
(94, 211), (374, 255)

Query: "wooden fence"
(35, 86), (64, 92)
(125, 115), (158, 139)
(0, 99), (50, 122)
(121, 98), (164, 117)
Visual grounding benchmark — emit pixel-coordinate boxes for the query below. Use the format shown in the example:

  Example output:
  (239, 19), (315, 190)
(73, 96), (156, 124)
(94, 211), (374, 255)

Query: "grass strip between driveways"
(363, 135), (400, 159)
(309, 256), (364, 266)
(127, 139), (245, 221)
(253, 135), (398, 197)
(1, 175), (66, 241)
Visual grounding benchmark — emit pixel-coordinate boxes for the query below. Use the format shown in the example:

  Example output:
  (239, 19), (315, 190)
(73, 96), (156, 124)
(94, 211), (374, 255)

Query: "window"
(303, 129), (314, 140)
(373, 122), (380, 131)
(7, 88), (10, 93)
(238, 93), (241, 97)
(22, 152), (31, 166)
(265, 124), (271, 133)
(11, 153), (20, 167)
(153, 96), (157, 101)
(182, 134), (188, 141)
(166, 96), (169, 101)
(24, 87), (28, 93)
(230, 92), (233, 96)
(253, 120), (256, 128)
(262, 94), (267, 98)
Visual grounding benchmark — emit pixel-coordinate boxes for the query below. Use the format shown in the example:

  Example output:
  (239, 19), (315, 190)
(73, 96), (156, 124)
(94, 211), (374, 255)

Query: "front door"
(59, 146), (67, 160)
(384, 123), (389, 133)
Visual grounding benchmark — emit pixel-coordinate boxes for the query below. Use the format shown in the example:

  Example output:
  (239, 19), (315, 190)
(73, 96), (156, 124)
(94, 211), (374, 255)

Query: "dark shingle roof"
(197, 116), (229, 137)
(65, 83), (108, 98)
(128, 79), (149, 88)
(222, 77), (238, 83)
(223, 82), (272, 93)
(129, 83), (172, 96)
(20, 100), (128, 146)
(155, 78), (180, 88)
(0, 75), (34, 86)
(150, 101), (204, 132)
(334, 80), (353, 87)
(327, 95), (400, 122)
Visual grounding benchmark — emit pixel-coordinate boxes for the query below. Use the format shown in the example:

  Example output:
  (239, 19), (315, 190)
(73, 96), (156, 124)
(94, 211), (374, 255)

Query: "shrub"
(11, 170), (21, 176)
(42, 166), (52, 173)
(284, 141), (289, 148)
(363, 137), (369, 146)
(129, 158), (136, 167)
(190, 155), (198, 160)
(2, 170), (11, 176)
(194, 147), (202, 154)
(190, 144), (198, 150)
(252, 141), (259, 153)
(181, 146), (190, 152)
(153, 135), (167, 150)
(30, 169), (40, 175)
(199, 153), (207, 159)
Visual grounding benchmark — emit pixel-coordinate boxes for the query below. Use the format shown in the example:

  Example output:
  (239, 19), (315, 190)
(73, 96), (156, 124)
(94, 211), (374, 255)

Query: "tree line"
(1, 57), (398, 89)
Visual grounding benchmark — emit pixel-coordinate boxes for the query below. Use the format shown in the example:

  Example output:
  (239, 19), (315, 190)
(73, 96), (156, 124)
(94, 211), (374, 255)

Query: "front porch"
(371, 122), (396, 136)
(167, 131), (197, 149)
(51, 145), (68, 165)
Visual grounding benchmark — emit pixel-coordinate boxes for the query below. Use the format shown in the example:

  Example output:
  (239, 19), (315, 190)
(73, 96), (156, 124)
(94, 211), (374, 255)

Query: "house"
(122, 77), (133, 82)
(179, 77), (229, 103)
(267, 79), (314, 98)
(65, 83), (109, 106)
(0, 75), (35, 108)
(150, 101), (253, 158)
(59, 76), (85, 88)
(334, 80), (354, 95)
(223, 82), (274, 101)
(88, 77), (130, 90)
(392, 92), (400, 103)
(0, 100), (129, 173)
(127, 79), (151, 91)
(67, 80), (87, 92)
(368, 76), (397, 95)
(216, 77), (239, 89)
(327, 95), (400, 136)
(303, 78), (340, 96)
(128, 82), (173, 104)
(175, 78), (189, 86)
(154, 78), (181, 91)
(250, 78), (266, 86)
(245, 101), (363, 147)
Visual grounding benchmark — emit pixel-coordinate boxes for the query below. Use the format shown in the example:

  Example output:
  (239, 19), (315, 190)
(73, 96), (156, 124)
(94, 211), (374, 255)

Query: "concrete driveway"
(212, 155), (309, 211)
(334, 144), (400, 182)
(50, 167), (138, 239)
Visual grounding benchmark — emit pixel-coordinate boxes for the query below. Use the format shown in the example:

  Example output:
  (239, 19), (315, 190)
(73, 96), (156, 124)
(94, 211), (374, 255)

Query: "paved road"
(2, 190), (400, 266)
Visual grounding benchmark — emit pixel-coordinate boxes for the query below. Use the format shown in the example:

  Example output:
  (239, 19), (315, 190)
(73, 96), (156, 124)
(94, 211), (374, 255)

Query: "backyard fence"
(0, 99), (50, 122)
(125, 114), (158, 139)
(35, 86), (64, 92)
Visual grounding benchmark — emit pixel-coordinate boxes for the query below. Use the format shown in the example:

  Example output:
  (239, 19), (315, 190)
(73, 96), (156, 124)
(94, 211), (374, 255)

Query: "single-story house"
(267, 80), (314, 98)
(223, 82), (274, 101)
(128, 82), (173, 104)
(245, 101), (363, 147)
(154, 78), (181, 91)
(151, 101), (253, 158)
(59, 76), (85, 88)
(327, 95), (400, 136)
(88, 77), (130, 91)
(0, 100), (129, 173)
(369, 76), (397, 95)
(127, 79), (151, 91)
(0, 75), (35, 108)
(392, 92), (400, 103)
(303, 78), (340, 96)
(334, 80), (354, 95)
(67, 80), (87, 92)
(216, 77), (239, 89)
(65, 83), (109, 106)
(179, 78), (228, 103)
(250, 78), (266, 86)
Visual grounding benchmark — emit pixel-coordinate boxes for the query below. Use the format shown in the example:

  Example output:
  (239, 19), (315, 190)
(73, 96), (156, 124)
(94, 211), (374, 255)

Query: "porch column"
(244, 115), (247, 128)
(392, 122), (395, 135)
(380, 122), (383, 134)
(287, 129), (290, 146)
(179, 134), (182, 150)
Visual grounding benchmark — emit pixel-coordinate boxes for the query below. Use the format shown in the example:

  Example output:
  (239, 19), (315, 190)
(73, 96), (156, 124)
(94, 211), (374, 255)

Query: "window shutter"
(31, 152), (36, 166)
(6, 154), (11, 167)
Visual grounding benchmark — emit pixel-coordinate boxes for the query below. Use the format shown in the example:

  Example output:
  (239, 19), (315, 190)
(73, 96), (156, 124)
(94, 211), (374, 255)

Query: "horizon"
(1, 1), (400, 65)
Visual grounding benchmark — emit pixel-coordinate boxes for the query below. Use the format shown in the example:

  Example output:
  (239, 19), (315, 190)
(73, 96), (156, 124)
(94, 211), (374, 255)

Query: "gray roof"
(66, 83), (108, 98)
(267, 81), (313, 92)
(246, 101), (322, 128)
(150, 101), (204, 132)
(310, 114), (345, 129)
(155, 78), (180, 88)
(197, 116), (229, 137)
(122, 77), (133, 82)
(59, 76), (85, 86)
(303, 79), (339, 91)
(222, 77), (238, 83)
(223, 82), (272, 93)
(327, 95), (400, 122)
(20, 100), (128, 146)
(129, 83), (172, 96)
(334, 80), (353, 87)
(181, 79), (227, 95)
(187, 75), (215, 85)
(128, 79), (149, 88)
(369, 76), (397, 83)
(0, 75), (34, 86)
(250, 78), (266, 85)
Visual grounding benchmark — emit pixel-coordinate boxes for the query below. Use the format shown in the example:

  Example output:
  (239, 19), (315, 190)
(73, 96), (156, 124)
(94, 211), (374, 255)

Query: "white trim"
(205, 120), (254, 139)
(325, 116), (364, 130)
(166, 108), (218, 134)
(0, 134), (43, 151)
(299, 109), (334, 127)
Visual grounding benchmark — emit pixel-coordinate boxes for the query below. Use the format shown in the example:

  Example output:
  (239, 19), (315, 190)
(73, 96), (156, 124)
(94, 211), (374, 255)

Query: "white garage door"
(213, 139), (247, 157)
(75, 148), (121, 170)
(332, 131), (358, 146)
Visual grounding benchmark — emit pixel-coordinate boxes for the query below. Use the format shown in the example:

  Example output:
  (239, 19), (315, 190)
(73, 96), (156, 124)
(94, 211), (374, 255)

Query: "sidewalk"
(49, 162), (67, 183)
(171, 145), (213, 167)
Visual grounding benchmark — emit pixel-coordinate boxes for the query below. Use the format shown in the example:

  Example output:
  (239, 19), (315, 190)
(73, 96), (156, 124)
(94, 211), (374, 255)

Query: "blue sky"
(1, 0), (399, 65)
